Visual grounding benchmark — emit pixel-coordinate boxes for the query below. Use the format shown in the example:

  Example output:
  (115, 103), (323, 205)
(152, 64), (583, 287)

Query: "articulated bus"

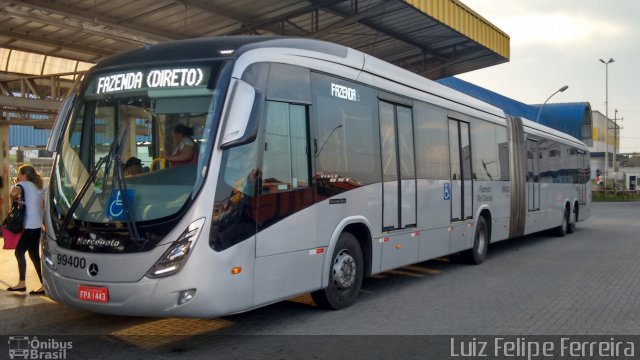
(43, 36), (591, 317)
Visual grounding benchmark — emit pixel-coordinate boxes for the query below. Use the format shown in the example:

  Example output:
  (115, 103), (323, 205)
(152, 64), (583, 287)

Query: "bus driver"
(161, 124), (197, 167)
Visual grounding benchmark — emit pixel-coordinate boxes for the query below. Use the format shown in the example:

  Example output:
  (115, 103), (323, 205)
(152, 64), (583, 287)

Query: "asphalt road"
(2, 202), (640, 359)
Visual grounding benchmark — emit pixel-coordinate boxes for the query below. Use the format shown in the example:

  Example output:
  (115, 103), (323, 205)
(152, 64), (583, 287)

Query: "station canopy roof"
(0, 0), (509, 79)
(0, 0), (510, 143)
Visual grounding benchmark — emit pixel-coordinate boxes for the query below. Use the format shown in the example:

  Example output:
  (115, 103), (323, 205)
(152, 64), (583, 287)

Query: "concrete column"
(0, 120), (10, 220)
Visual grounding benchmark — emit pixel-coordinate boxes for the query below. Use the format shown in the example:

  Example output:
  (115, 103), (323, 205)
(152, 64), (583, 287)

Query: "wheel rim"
(333, 249), (356, 290)
(476, 225), (486, 255)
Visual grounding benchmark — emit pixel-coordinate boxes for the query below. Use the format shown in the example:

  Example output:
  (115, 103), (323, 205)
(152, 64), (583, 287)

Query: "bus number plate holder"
(78, 285), (109, 303)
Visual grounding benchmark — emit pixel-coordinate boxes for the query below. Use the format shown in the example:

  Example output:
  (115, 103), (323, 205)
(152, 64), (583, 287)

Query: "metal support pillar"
(0, 119), (10, 221)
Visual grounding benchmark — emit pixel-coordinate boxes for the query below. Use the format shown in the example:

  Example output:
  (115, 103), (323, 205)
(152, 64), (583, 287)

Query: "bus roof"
(92, 36), (586, 150)
(521, 117), (589, 150)
(92, 36), (506, 117)
(94, 36), (349, 70)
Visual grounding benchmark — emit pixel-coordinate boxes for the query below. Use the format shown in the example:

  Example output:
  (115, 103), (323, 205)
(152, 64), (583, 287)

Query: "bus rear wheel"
(311, 232), (363, 310)
(567, 205), (578, 234)
(555, 206), (569, 237)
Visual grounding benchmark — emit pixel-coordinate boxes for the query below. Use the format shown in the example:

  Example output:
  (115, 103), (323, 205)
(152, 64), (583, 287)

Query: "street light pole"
(535, 85), (569, 123)
(614, 109), (617, 173)
(613, 109), (623, 173)
(600, 57), (614, 188)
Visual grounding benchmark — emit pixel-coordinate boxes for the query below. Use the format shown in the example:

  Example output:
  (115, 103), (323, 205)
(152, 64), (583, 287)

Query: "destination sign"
(331, 83), (358, 102)
(96, 72), (143, 94)
(90, 67), (208, 95)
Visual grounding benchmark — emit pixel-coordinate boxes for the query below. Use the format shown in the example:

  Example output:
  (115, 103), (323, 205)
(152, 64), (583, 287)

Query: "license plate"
(78, 285), (109, 303)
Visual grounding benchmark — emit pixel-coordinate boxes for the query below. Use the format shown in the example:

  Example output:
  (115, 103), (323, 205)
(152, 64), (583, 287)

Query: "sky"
(457, 0), (640, 152)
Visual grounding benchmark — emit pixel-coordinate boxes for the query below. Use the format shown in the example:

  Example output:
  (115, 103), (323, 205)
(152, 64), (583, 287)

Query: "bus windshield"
(51, 64), (222, 225)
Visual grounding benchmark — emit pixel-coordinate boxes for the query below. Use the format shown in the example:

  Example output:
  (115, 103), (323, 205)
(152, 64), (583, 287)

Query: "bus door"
(379, 101), (417, 230)
(448, 119), (473, 222)
(253, 64), (321, 304)
(526, 139), (540, 211)
(577, 151), (588, 205)
(379, 99), (418, 270)
(256, 100), (315, 253)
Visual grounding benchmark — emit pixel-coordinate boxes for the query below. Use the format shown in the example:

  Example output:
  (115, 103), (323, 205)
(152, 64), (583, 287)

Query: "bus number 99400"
(57, 254), (86, 269)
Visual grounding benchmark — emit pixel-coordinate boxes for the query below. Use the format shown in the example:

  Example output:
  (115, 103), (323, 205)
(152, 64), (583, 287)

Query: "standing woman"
(6, 165), (45, 295)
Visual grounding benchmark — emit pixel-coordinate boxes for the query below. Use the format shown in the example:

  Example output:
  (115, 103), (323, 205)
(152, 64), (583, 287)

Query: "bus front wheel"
(463, 216), (489, 265)
(312, 232), (363, 310)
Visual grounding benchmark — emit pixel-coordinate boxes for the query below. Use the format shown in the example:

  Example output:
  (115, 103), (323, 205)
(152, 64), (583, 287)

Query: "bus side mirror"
(47, 92), (77, 153)
(219, 79), (260, 149)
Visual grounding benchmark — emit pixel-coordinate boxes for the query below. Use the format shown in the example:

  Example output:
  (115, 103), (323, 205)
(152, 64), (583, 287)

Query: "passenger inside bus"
(123, 157), (144, 176)
(160, 123), (197, 167)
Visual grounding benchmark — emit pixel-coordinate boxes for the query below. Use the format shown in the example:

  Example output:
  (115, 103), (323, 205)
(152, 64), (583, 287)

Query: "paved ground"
(1, 202), (639, 358)
(0, 239), (49, 310)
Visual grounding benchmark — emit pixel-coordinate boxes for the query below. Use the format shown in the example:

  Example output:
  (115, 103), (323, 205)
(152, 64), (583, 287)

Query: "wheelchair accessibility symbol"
(107, 190), (134, 220)
(443, 183), (451, 201)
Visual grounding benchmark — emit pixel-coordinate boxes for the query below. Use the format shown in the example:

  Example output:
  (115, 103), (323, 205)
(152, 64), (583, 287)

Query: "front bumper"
(42, 240), (256, 318)
(44, 268), (203, 317)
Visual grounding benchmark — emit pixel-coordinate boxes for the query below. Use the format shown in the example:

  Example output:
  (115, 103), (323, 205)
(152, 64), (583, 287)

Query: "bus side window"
(262, 101), (310, 193)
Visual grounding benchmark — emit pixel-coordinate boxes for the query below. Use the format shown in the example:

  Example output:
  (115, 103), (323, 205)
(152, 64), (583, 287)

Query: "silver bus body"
(42, 37), (591, 317)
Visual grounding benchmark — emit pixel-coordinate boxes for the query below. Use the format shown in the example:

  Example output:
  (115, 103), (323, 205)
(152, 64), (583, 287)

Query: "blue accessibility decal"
(107, 189), (134, 220)
(443, 183), (451, 200)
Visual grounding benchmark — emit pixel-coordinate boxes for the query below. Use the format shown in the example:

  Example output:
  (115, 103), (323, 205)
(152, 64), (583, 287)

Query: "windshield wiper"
(59, 122), (145, 247)
(59, 134), (119, 239)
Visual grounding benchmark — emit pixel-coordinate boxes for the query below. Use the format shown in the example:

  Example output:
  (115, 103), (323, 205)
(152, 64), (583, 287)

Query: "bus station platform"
(0, 239), (85, 334)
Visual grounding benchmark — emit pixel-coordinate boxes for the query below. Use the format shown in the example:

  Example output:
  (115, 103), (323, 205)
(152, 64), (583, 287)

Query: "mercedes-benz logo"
(88, 263), (99, 277)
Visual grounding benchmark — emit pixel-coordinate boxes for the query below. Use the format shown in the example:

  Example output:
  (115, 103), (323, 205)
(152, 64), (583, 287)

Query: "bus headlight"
(146, 218), (205, 278)
(42, 234), (56, 271)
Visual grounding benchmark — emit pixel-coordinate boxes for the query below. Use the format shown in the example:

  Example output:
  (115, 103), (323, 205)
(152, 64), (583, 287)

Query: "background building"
(590, 111), (620, 180)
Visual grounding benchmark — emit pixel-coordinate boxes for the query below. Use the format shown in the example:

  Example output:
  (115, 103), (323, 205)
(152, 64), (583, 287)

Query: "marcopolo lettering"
(95, 68), (204, 94)
(76, 238), (121, 248)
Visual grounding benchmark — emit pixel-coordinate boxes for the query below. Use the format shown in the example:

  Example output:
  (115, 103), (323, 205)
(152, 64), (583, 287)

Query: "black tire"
(567, 204), (577, 234)
(311, 232), (363, 310)
(555, 206), (569, 237)
(462, 216), (489, 265)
